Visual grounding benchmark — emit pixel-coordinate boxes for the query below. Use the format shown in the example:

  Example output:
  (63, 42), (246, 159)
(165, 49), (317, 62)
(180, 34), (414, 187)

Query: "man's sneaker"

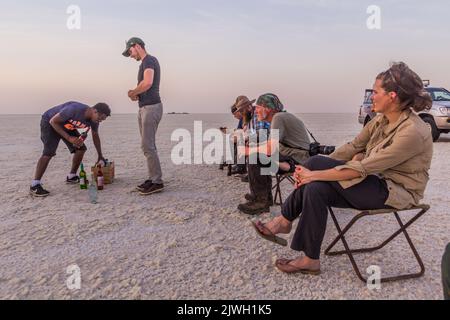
(140, 183), (164, 196)
(30, 184), (50, 198)
(238, 201), (271, 215)
(136, 180), (152, 192)
(66, 176), (80, 184)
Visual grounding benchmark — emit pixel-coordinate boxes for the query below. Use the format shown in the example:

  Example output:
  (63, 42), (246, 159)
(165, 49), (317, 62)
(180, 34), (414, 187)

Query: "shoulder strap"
(306, 128), (318, 143)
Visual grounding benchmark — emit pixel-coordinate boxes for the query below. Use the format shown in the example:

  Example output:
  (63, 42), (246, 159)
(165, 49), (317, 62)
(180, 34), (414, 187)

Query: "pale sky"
(0, 0), (449, 114)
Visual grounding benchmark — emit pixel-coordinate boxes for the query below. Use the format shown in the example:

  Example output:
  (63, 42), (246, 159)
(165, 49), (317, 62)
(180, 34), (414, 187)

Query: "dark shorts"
(40, 118), (87, 157)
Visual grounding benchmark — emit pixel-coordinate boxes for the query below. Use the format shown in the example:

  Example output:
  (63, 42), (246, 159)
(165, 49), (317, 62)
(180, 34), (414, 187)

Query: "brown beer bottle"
(79, 127), (91, 143)
(97, 165), (104, 191)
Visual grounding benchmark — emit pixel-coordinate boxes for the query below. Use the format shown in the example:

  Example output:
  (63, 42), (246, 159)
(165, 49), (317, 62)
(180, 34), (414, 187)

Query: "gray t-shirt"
(271, 112), (310, 150)
(138, 55), (161, 107)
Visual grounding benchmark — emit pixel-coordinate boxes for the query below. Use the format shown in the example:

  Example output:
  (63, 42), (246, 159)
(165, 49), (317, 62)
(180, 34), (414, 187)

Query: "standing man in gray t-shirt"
(123, 37), (164, 195)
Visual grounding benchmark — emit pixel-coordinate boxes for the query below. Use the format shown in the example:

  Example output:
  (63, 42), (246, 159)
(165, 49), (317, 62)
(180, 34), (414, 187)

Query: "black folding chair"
(272, 173), (295, 206)
(325, 204), (430, 283)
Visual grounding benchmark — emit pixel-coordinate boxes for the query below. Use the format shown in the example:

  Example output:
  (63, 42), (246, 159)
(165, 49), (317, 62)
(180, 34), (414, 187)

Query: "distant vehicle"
(358, 89), (375, 126)
(358, 81), (450, 141)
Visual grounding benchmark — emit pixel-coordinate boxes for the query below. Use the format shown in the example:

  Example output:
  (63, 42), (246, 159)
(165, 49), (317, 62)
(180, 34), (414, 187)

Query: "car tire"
(422, 116), (440, 142)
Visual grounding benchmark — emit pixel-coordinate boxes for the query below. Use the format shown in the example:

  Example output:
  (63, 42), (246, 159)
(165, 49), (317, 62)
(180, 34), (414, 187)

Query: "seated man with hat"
(237, 94), (311, 215)
(228, 96), (255, 175)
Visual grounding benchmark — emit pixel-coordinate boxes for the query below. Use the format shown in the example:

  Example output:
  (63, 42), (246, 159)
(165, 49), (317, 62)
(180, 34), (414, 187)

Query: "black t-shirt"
(42, 101), (99, 132)
(138, 55), (161, 107)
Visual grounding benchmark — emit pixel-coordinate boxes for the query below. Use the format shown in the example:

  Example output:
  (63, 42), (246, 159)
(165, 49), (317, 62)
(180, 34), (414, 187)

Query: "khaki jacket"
(329, 109), (433, 209)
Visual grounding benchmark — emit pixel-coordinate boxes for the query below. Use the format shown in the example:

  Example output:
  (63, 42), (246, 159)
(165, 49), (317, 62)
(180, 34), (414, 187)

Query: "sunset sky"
(0, 0), (449, 114)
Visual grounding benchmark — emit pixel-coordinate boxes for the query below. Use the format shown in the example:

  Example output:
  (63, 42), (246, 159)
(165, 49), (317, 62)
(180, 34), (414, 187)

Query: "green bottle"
(79, 163), (88, 190)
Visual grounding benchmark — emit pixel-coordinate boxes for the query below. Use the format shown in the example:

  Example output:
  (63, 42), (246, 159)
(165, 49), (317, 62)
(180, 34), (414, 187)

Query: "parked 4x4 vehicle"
(358, 89), (375, 127)
(358, 82), (450, 141)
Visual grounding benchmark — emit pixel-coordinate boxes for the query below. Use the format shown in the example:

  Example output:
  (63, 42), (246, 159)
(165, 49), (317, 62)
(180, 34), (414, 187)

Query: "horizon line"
(0, 112), (357, 116)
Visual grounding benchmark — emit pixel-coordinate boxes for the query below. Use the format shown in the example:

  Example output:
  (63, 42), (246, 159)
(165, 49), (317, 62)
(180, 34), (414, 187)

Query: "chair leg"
(326, 208), (368, 283)
(272, 174), (295, 206)
(273, 175), (284, 206)
(227, 142), (238, 176)
(287, 176), (296, 185)
(392, 212), (426, 280)
(325, 207), (429, 283)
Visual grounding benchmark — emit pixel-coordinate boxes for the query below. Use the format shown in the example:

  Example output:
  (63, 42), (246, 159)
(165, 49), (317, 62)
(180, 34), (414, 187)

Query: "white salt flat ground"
(0, 113), (449, 299)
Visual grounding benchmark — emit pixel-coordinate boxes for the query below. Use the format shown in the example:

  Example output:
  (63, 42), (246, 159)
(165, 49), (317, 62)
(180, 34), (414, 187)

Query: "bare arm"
(50, 114), (72, 141)
(243, 139), (276, 157)
(92, 130), (104, 162)
(129, 69), (154, 100)
(49, 114), (82, 147)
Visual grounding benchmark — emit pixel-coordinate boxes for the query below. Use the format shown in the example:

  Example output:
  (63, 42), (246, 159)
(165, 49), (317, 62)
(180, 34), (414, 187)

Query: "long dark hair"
(376, 62), (432, 112)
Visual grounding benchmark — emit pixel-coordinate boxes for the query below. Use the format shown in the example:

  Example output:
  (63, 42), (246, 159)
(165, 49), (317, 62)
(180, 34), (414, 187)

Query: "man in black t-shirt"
(123, 37), (164, 196)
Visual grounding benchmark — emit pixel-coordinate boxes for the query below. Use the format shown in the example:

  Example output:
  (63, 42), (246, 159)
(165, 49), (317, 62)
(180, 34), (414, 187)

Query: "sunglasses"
(128, 44), (137, 56)
(388, 70), (408, 94)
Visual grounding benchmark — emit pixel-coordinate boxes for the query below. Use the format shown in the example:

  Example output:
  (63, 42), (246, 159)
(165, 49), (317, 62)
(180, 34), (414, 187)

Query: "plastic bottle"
(88, 174), (98, 204)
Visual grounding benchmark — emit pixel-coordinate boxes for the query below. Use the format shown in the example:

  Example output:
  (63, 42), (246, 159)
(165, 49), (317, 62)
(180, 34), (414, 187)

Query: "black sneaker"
(137, 180), (152, 192)
(66, 176), (80, 185)
(30, 184), (50, 198)
(140, 183), (164, 196)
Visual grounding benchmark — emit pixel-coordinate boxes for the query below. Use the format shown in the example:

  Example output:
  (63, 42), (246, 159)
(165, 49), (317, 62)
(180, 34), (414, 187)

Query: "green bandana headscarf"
(256, 93), (284, 112)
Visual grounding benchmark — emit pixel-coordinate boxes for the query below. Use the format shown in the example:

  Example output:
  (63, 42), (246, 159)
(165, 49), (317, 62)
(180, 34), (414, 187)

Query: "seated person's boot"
(241, 174), (249, 183)
(238, 198), (271, 215)
(245, 193), (256, 202)
(230, 164), (247, 175)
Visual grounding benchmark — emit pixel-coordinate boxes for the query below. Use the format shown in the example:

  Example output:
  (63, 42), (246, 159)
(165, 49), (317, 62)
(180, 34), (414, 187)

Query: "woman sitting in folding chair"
(253, 62), (433, 275)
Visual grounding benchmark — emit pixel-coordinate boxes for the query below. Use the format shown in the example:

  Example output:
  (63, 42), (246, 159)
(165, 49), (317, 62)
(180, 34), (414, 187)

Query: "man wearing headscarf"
(238, 94), (311, 215)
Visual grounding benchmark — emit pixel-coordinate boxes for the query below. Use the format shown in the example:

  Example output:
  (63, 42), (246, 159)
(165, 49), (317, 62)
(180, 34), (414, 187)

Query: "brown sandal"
(251, 221), (288, 247)
(275, 259), (321, 276)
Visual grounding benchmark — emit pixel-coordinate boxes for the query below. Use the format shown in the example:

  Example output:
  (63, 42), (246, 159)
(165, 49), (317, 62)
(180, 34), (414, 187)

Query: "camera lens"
(319, 146), (335, 155)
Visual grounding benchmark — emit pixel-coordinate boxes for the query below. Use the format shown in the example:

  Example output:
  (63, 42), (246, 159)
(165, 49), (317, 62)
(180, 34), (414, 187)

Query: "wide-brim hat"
(231, 96), (256, 114)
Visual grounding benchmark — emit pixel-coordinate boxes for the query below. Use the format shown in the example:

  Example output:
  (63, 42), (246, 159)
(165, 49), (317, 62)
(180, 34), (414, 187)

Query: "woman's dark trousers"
(281, 155), (391, 260)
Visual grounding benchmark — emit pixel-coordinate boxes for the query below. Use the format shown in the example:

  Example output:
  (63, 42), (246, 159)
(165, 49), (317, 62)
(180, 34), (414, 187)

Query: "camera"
(319, 145), (335, 155)
(309, 142), (335, 156)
